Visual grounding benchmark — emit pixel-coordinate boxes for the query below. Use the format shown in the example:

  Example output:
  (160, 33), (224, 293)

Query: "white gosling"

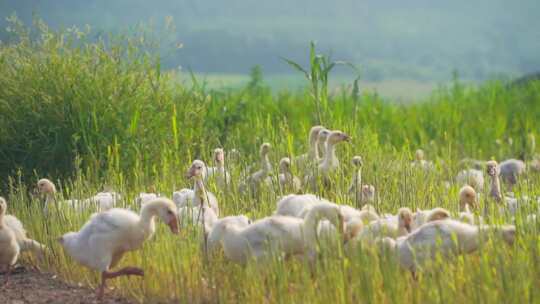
(219, 203), (344, 264)
(295, 125), (325, 169)
(355, 208), (413, 243)
(37, 178), (57, 213)
(185, 160), (220, 216)
(459, 185), (479, 211)
(349, 156), (363, 187)
(207, 215), (251, 254)
(136, 192), (159, 205)
(413, 207), (451, 229)
(0, 196), (46, 257)
(91, 191), (121, 211)
(305, 130), (351, 189)
(172, 188), (194, 209)
(178, 205), (218, 235)
(486, 160), (520, 216)
(380, 219), (515, 273)
(276, 194), (373, 240)
(278, 157), (302, 193)
(37, 178), (119, 212)
(241, 143), (273, 194)
(339, 204), (379, 240)
(340, 204), (380, 224)
(499, 158), (526, 188)
(275, 194), (328, 218)
(487, 160), (503, 203)
(3, 208), (47, 257)
(205, 148), (231, 189)
(58, 197), (179, 299)
(456, 169), (484, 192)
(0, 197), (20, 286)
(411, 149), (434, 170)
(348, 156), (372, 207)
(316, 128), (331, 161)
(318, 130), (350, 173)
(458, 186), (484, 224)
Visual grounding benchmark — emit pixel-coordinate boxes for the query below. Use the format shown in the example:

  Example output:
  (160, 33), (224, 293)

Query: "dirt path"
(0, 266), (133, 304)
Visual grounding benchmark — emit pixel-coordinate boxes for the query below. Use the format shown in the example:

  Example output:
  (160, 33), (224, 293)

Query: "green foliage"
(1, 20), (540, 304)
(1, 20), (540, 186)
(283, 42), (357, 124)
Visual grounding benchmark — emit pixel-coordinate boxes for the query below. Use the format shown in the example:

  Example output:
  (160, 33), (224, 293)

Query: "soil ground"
(0, 266), (133, 304)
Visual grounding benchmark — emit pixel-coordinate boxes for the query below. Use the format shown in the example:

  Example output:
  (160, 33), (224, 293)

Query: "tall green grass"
(1, 19), (540, 303)
(1, 18), (539, 184)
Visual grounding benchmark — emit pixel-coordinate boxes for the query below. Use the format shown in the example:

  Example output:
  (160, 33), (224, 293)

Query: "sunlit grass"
(5, 155), (540, 303)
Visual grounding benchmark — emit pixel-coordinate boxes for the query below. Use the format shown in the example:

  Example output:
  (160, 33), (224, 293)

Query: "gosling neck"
(215, 158), (225, 171)
(489, 174), (502, 202)
(139, 201), (159, 237)
(309, 134), (319, 159)
(193, 177), (208, 205)
(261, 152), (271, 173)
(354, 166), (362, 187)
(303, 209), (325, 248)
(321, 141), (337, 170)
(317, 139), (326, 160)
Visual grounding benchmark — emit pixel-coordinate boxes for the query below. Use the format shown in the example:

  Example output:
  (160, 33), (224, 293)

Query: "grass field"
(1, 20), (540, 304)
(177, 72), (440, 101)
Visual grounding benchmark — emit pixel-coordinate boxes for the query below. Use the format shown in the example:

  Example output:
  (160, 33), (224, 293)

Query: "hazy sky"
(1, 1), (539, 80)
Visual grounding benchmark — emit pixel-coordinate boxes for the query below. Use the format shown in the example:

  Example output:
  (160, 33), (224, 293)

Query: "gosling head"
(415, 149), (425, 161)
(344, 217), (364, 243)
(398, 207), (413, 233)
(214, 148), (225, 164)
(279, 157), (292, 174)
(362, 185), (376, 201)
(425, 207), (451, 222)
(317, 128), (331, 143)
(260, 143), (271, 155)
(459, 185), (477, 210)
(311, 203), (345, 235)
(327, 130), (351, 145)
(352, 156), (363, 168)
(37, 178), (56, 195)
(186, 160), (206, 180)
(309, 125), (325, 143)
(154, 198), (179, 234)
(486, 160), (499, 177)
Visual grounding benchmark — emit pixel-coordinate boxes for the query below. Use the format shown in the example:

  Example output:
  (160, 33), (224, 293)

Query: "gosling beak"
(216, 154), (225, 163)
(168, 218), (179, 234)
(185, 168), (195, 179)
(405, 221), (412, 233)
(343, 135), (351, 142)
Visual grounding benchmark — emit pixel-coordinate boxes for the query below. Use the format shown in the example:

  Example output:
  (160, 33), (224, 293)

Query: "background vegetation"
(0, 19), (539, 185)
